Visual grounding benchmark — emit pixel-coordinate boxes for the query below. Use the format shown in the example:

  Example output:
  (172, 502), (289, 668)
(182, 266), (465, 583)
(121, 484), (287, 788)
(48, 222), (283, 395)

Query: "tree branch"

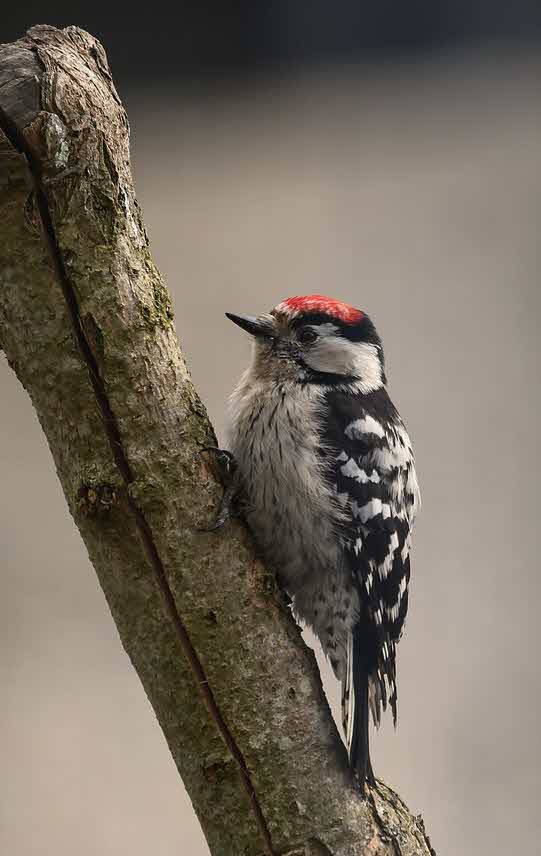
(0, 25), (436, 856)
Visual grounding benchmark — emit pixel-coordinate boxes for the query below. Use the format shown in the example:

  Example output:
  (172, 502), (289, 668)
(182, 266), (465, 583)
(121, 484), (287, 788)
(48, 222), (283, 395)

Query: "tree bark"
(0, 26), (436, 856)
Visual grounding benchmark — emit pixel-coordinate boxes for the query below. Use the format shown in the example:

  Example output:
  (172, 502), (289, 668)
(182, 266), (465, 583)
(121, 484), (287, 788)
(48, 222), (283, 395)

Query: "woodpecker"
(212, 294), (420, 792)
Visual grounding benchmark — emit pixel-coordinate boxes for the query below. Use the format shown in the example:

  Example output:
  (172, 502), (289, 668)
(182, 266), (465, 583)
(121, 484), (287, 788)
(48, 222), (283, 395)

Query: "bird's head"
(226, 294), (386, 391)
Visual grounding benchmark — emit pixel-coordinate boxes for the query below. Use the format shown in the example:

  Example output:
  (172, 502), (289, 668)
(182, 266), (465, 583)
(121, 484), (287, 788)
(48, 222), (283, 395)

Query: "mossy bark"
(0, 26), (436, 856)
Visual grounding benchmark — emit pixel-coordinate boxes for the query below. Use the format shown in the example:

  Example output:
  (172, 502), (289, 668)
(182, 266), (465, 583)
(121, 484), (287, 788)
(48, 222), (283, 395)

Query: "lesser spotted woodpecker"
(212, 294), (420, 791)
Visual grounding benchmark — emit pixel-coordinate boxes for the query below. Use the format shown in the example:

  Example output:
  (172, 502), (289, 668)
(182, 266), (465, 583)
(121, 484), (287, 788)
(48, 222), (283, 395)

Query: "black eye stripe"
(298, 327), (319, 344)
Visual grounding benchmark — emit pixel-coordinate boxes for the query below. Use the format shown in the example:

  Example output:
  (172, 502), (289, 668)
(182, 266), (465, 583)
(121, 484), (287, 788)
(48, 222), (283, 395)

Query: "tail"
(341, 626), (376, 791)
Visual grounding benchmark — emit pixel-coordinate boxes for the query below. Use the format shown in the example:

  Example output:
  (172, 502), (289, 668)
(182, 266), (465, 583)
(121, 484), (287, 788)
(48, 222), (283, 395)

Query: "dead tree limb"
(0, 25), (436, 856)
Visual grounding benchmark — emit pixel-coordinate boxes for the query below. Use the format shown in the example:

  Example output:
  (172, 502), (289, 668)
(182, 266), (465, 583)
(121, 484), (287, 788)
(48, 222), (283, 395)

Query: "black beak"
(225, 313), (275, 338)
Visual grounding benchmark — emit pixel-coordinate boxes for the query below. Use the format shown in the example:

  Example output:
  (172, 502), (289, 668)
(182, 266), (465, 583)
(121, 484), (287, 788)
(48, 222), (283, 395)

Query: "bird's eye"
(298, 328), (318, 345)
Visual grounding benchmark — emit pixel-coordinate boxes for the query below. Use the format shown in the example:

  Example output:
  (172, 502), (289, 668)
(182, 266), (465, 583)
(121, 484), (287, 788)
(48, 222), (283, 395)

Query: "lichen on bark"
(0, 25), (436, 856)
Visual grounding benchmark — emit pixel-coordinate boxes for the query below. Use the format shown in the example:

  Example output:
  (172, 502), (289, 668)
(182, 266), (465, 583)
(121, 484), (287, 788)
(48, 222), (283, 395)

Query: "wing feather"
(324, 386), (420, 726)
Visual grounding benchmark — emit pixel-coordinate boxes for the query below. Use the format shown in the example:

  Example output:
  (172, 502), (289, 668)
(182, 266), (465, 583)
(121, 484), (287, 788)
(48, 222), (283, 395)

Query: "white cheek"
(305, 338), (358, 375)
(305, 339), (383, 391)
(350, 343), (383, 392)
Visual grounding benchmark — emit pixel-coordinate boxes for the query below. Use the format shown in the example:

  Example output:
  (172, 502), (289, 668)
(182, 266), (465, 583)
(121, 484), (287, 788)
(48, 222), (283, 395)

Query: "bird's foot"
(202, 446), (237, 486)
(199, 447), (240, 531)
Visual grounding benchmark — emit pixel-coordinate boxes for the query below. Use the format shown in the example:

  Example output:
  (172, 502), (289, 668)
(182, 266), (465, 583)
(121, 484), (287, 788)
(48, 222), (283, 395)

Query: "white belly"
(226, 373), (361, 676)
(227, 378), (339, 590)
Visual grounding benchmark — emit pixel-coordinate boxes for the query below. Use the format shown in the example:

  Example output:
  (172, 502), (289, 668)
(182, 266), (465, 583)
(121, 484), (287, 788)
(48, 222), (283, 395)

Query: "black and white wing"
(324, 386), (420, 779)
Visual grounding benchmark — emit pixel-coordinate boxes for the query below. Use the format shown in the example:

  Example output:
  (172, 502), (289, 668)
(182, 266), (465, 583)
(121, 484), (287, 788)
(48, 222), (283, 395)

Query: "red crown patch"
(276, 295), (364, 325)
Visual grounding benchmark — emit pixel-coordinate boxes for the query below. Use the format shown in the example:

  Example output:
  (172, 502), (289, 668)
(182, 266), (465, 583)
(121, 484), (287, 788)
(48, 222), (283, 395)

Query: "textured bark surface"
(0, 26), (436, 856)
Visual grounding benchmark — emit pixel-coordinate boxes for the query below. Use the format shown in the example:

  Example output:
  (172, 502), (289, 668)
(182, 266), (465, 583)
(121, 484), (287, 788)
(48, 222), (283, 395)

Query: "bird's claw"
(199, 449), (240, 531)
(202, 446), (237, 487)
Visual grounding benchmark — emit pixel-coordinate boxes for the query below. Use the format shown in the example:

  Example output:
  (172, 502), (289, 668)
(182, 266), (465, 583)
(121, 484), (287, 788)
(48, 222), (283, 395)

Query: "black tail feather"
(349, 625), (376, 791)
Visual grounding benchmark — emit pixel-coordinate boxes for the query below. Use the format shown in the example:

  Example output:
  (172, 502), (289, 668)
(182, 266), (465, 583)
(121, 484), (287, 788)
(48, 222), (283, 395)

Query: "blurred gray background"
(2, 6), (541, 856)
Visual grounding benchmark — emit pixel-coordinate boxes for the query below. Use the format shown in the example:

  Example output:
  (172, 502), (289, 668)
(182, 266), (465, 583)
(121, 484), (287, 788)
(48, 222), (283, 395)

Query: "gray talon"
(203, 446), (237, 486)
(200, 449), (240, 531)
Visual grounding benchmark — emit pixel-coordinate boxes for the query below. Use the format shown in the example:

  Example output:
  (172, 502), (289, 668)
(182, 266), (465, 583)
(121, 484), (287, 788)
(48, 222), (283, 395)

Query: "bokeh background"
(2, 5), (540, 855)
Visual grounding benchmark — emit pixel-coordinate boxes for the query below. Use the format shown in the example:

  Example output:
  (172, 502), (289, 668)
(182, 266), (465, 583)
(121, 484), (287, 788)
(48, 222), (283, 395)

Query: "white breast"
(226, 373), (340, 588)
